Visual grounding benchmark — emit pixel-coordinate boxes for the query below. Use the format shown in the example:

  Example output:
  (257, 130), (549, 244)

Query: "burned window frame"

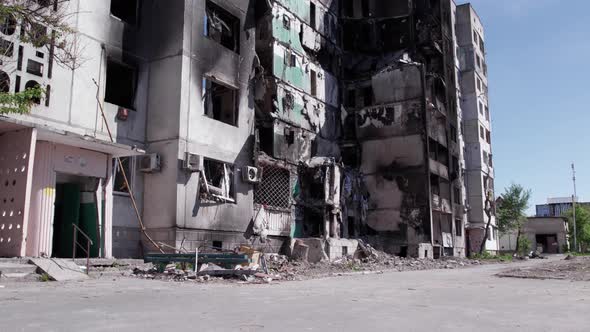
(310, 69), (317, 96)
(104, 57), (137, 110)
(199, 158), (236, 203)
(205, 0), (240, 54)
(202, 76), (240, 127)
(110, 0), (139, 25)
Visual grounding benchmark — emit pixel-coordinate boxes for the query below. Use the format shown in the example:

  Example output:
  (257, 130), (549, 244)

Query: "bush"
(517, 236), (531, 257)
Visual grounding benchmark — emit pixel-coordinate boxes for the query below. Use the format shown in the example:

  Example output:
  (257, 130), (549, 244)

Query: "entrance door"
(52, 174), (100, 258)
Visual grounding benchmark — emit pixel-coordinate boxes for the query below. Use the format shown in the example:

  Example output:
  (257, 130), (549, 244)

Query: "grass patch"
(566, 252), (590, 257)
(39, 273), (51, 282)
(471, 252), (513, 261)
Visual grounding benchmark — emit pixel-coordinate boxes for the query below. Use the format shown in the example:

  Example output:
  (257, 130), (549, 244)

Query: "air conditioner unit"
(139, 154), (161, 173)
(242, 166), (261, 183)
(183, 152), (201, 172)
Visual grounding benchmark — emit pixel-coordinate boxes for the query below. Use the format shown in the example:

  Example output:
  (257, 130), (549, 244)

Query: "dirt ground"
(497, 255), (590, 281)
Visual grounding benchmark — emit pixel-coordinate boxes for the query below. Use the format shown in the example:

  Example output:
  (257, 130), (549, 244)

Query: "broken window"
(342, 0), (354, 17)
(205, 1), (240, 54)
(453, 187), (461, 205)
(478, 101), (483, 115)
(479, 38), (485, 53)
(455, 219), (462, 237)
(254, 165), (290, 209)
(105, 58), (136, 110)
(453, 187), (461, 204)
(482, 151), (489, 166)
(485, 106), (490, 121)
(476, 77), (482, 91)
(200, 158), (235, 202)
(113, 157), (134, 195)
(473, 30), (478, 44)
(361, 0), (370, 17)
(476, 55), (481, 68)
(362, 86), (372, 107)
(430, 174), (440, 196)
(310, 69), (317, 96)
(479, 125), (484, 140)
(284, 50), (296, 67)
(111, 0), (138, 25)
(202, 77), (239, 126)
(486, 130), (491, 144)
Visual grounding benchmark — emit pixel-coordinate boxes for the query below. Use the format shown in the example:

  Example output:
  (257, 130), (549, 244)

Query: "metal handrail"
(72, 223), (93, 275)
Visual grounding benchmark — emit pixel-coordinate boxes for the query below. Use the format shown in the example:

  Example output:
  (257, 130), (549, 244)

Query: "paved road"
(0, 259), (588, 332)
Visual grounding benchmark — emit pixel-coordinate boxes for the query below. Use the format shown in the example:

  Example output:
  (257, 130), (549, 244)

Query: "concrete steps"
(0, 261), (38, 279)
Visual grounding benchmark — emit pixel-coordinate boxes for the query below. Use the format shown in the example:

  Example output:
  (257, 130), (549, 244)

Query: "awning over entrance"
(1, 117), (144, 157)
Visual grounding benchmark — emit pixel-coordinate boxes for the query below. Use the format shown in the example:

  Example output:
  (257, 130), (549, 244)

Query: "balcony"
(429, 159), (449, 180)
(432, 194), (452, 214)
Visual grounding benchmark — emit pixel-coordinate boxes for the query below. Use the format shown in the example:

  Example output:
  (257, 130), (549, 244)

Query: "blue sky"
(458, 0), (590, 214)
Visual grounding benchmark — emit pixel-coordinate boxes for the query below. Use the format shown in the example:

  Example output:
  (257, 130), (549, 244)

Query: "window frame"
(113, 156), (135, 197)
(110, 0), (140, 26)
(104, 57), (138, 110)
(202, 76), (240, 127)
(200, 158), (236, 203)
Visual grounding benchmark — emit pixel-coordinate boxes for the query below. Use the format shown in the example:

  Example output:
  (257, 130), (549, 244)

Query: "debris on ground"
(497, 256), (590, 281)
(87, 245), (509, 284)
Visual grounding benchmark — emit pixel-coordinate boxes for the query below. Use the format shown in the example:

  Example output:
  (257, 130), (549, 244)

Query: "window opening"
(111, 0), (138, 25)
(202, 77), (239, 126)
(200, 159), (235, 203)
(205, 1), (240, 54)
(105, 59), (137, 110)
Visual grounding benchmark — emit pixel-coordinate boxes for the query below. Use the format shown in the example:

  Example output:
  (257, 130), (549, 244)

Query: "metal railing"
(72, 223), (93, 275)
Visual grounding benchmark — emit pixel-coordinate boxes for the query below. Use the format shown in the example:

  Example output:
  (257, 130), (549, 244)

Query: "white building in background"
(456, 3), (498, 253)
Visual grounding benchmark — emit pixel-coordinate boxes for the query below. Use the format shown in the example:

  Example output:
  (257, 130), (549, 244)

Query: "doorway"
(535, 234), (559, 254)
(52, 173), (100, 258)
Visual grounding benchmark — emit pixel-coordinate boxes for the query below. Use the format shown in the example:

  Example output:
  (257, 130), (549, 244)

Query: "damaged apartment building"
(0, 0), (495, 260)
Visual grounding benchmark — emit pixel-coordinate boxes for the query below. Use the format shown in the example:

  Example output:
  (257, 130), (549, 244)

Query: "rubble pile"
(120, 244), (502, 284)
(265, 245), (486, 281)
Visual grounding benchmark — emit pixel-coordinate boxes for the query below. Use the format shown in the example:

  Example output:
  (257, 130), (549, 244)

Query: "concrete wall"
(499, 217), (569, 253)
(141, 0), (259, 251)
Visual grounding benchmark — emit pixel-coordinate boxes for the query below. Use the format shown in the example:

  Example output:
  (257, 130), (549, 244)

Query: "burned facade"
(0, 0), (494, 260)
(340, 0), (466, 258)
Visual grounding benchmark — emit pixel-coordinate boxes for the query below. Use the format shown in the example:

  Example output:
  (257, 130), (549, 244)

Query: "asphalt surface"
(0, 257), (588, 332)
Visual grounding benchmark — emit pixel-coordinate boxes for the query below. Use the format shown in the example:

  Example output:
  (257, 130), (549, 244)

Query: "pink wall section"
(0, 129), (37, 257)
(26, 141), (111, 257)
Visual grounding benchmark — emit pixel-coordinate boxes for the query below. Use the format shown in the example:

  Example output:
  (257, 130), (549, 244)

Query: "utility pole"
(572, 163), (577, 252)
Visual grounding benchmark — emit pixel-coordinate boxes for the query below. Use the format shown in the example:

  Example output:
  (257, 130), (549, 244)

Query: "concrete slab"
(0, 263), (37, 275)
(29, 258), (88, 281)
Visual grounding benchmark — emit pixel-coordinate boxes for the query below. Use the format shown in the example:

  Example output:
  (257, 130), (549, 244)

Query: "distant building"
(499, 217), (569, 254)
(536, 197), (590, 217)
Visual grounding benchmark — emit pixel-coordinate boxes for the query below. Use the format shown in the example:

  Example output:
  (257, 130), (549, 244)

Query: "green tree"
(564, 205), (590, 252)
(0, 0), (78, 114)
(497, 183), (532, 255)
